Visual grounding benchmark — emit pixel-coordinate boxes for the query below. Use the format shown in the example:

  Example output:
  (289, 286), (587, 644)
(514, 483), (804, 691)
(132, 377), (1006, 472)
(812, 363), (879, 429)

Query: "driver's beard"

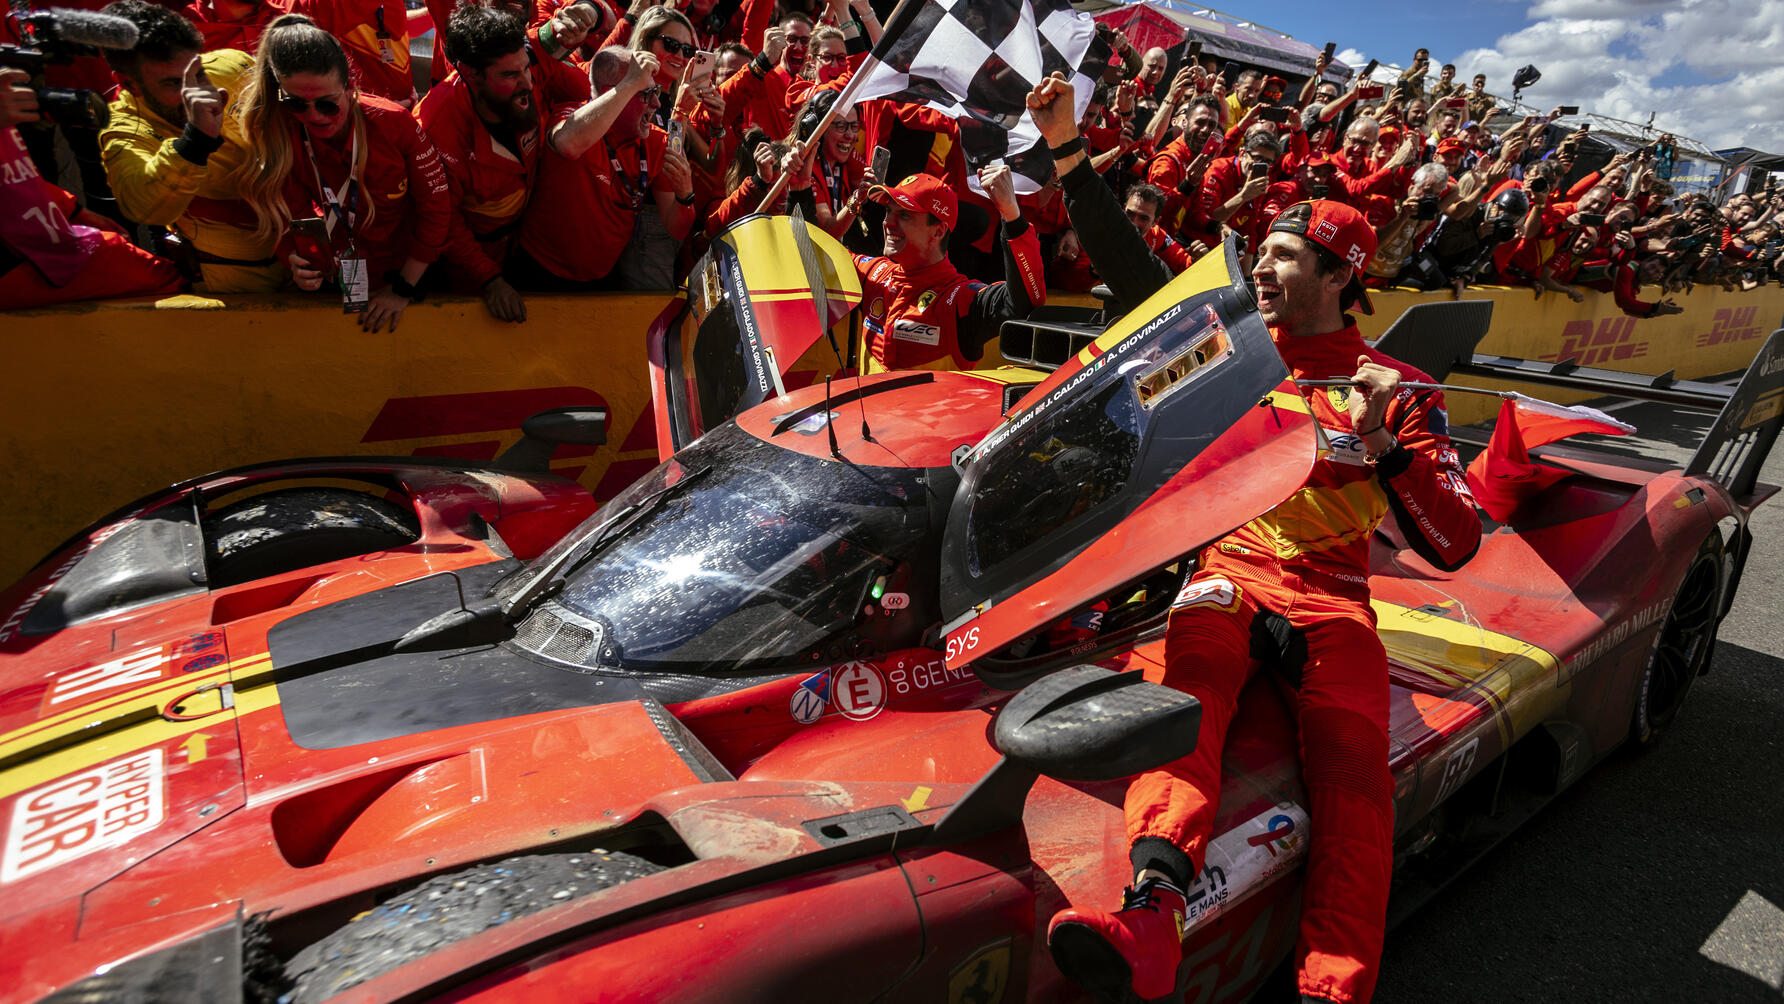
(493, 90), (537, 132)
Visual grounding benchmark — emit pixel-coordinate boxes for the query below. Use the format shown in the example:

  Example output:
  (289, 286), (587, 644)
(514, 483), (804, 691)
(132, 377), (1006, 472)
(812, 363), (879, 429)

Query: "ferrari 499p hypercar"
(1, 222), (1779, 1003)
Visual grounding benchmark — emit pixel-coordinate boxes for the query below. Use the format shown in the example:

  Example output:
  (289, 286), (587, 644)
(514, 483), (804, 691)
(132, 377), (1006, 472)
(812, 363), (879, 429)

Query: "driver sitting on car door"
(854, 167), (1046, 372)
(1026, 73), (1482, 1004)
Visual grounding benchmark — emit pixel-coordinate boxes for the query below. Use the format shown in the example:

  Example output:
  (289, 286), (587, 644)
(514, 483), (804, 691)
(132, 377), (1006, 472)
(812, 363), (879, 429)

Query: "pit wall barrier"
(5, 280), (1782, 584)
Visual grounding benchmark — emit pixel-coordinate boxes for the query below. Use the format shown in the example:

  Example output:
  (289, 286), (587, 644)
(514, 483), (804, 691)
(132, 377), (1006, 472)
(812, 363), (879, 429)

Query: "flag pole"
(754, 0), (923, 215)
(1294, 378), (1512, 398)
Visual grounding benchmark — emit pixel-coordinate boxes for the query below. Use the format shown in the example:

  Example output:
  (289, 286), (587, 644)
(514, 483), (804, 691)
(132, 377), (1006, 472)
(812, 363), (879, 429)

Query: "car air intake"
(515, 606), (602, 666)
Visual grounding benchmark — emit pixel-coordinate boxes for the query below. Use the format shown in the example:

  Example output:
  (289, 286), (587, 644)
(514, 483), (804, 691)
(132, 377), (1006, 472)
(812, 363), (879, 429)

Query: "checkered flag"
(842, 0), (1111, 195)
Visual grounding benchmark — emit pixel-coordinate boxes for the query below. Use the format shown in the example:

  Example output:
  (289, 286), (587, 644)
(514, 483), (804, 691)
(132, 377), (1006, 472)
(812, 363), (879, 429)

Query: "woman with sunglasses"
(796, 90), (866, 240)
(630, 7), (696, 126)
(235, 14), (452, 332)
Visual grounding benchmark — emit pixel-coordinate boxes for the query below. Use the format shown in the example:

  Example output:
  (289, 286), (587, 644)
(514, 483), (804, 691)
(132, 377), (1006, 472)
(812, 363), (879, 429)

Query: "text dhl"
(1548, 306), (1765, 367)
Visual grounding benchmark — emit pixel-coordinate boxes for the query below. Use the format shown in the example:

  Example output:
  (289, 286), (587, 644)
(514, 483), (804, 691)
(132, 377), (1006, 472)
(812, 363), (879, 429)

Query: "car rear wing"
(1378, 306), (1783, 503)
(1682, 328), (1784, 503)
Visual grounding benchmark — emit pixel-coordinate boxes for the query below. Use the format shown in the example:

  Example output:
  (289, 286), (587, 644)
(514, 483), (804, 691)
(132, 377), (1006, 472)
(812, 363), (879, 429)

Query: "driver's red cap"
(868, 172), (957, 231)
(1268, 199), (1377, 315)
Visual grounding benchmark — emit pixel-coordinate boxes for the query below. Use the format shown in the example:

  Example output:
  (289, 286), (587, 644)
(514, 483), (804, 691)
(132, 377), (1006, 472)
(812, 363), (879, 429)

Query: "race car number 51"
(945, 626), (980, 663)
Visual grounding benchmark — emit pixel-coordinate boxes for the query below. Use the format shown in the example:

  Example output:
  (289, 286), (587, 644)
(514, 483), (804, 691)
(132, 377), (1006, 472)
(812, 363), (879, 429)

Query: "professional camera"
(1, 6), (140, 130)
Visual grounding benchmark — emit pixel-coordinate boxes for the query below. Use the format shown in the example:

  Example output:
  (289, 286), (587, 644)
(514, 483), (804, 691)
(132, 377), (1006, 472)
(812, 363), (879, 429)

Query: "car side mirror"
(930, 666), (1200, 843)
(994, 665), (1201, 780)
(499, 407), (609, 473)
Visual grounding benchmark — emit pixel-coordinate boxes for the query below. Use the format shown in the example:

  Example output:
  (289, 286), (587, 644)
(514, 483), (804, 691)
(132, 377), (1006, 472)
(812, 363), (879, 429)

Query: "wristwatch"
(1363, 434), (1399, 465)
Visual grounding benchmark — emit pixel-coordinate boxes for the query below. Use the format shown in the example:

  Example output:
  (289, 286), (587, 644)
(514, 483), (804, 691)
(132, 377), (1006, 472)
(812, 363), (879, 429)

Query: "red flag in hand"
(1465, 393), (1635, 521)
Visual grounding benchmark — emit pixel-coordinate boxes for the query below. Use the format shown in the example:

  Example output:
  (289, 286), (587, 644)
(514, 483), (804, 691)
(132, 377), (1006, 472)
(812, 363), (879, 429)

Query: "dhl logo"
(1695, 306), (1764, 349)
(1543, 317), (1649, 367)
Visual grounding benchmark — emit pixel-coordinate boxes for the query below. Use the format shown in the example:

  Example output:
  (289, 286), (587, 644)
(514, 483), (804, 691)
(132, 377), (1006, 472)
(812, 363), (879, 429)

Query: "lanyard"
(301, 125), (360, 236)
(609, 138), (650, 212)
(823, 158), (845, 207)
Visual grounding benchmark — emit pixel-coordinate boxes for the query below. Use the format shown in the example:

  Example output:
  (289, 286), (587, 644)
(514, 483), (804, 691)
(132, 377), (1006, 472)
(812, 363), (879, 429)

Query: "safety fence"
(4, 281), (1781, 584)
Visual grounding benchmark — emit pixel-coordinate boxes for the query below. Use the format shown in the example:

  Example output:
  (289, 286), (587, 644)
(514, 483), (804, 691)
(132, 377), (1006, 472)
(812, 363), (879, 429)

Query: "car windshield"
(508, 422), (933, 675)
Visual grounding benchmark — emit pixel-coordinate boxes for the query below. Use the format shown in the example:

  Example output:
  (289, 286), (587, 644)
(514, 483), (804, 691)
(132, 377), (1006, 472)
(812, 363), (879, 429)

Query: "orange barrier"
(4, 281), (1781, 584)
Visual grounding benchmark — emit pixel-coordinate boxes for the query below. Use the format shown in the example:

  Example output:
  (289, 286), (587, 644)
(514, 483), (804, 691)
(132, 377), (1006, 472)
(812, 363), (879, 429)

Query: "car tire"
(204, 488), (418, 587)
(1629, 531), (1724, 749)
(283, 850), (665, 1003)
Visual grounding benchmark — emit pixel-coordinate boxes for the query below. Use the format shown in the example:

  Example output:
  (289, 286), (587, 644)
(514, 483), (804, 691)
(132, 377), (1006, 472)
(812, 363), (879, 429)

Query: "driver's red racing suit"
(854, 218), (1045, 372)
(1057, 157), (1481, 1003)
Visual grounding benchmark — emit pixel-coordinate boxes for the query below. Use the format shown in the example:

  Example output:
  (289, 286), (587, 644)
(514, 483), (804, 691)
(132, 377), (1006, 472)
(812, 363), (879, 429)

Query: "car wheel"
(1630, 532), (1724, 749)
(204, 488), (418, 587)
(283, 850), (665, 1003)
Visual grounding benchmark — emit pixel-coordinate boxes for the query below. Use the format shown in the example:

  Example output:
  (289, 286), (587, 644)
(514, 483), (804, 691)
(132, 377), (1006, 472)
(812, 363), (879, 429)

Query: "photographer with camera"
(97, 0), (275, 291)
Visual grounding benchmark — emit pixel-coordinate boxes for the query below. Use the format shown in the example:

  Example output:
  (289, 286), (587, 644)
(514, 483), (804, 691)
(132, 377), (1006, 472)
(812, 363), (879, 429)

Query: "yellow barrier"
(4, 280), (1781, 585)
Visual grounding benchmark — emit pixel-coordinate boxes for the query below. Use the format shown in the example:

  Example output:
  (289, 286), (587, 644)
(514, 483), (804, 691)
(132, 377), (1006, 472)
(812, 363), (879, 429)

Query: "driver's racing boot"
(1048, 877), (1187, 1002)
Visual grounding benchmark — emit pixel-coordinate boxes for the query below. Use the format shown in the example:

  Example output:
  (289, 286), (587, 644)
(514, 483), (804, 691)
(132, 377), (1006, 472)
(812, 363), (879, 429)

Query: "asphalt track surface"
(1376, 391), (1784, 1001)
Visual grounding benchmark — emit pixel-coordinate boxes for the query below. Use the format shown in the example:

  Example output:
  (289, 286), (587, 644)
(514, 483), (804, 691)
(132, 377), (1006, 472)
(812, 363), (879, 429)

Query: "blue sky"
(1243, 0), (1527, 69)
(1194, 0), (1783, 152)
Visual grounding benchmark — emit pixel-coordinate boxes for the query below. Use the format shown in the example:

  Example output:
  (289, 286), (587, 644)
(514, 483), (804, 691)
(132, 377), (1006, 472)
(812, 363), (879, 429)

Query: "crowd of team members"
(2, 0), (1780, 323)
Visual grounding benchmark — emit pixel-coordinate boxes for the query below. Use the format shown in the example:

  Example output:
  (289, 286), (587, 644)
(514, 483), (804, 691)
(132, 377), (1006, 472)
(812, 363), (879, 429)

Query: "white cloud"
(1453, 0), (1784, 152)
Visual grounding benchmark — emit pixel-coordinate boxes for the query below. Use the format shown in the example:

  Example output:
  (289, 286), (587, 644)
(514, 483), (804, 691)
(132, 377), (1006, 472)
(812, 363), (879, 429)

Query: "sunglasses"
(278, 90), (344, 116)
(655, 36), (697, 58)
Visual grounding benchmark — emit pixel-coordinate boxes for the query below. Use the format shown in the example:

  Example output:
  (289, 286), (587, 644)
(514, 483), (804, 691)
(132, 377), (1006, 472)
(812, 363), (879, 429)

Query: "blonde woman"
(235, 14), (451, 331)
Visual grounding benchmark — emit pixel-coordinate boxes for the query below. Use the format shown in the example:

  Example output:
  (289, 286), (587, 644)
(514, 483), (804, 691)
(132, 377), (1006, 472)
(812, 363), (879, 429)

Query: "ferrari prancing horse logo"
(948, 939), (1010, 1004)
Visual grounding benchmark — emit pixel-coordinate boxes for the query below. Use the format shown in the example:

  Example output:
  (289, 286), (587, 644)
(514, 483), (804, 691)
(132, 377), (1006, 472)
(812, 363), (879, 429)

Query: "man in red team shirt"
(1197, 125), (1282, 252)
(418, 3), (565, 320)
(854, 167), (1044, 372)
(1028, 71), (1481, 1004)
(514, 46), (695, 289)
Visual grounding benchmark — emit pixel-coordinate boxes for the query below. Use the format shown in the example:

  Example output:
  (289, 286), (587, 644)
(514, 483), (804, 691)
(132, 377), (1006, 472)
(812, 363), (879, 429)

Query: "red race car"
(1, 223), (1778, 1003)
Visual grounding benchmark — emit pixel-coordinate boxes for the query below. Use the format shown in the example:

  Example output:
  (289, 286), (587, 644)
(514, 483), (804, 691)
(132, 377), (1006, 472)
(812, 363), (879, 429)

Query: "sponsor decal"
(1432, 736), (1479, 803)
(788, 671), (829, 726)
(916, 290), (936, 313)
(1695, 306), (1763, 349)
(1181, 802), (1310, 932)
(1313, 219), (1339, 243)
(45, 648), (169, 709)
(1322, 430), (1371, 466)
(1543, 316), (1648, 368)
(4, 749), (165, 884)
(891, 319), (942, 346)
(35, 630), (228, 715)
(1172, 576), (1242, 612)
(1244, 813), (1299, 858)
(1762, 348), (1784, 378)
(1326, 385), (1351, 411)
(880, 592), (911, 610)
(888, 657), (972, 695)
(1561, 597), (1672, 683)
(944, 625), (981, 663)
(1740, 389), (1784, 431)
(867, 296), (885, 318)
(947, 939), (1011, 1004)
(831, 662), (887, 721)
